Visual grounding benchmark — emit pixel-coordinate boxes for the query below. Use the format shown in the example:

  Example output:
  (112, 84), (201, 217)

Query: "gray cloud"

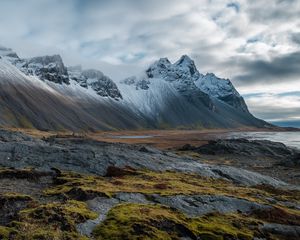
(246, 0), (300, 23)
(0, 0), (300, 124)
(291, 32), (300, 45)
(234, 51), (300, 85)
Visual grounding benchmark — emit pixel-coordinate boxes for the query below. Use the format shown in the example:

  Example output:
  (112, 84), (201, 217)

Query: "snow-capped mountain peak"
(195, 73), (240, 98)
(123, 55), (249, 112)
(194, 72), (249, 112)
(21, 54), (70, 85)
(68, 67), (122, 100)
(156, 57), (171, 66)
(0, 46), (266, 130)
(175, 55), (198, 76)
(145, 55), (200, 82)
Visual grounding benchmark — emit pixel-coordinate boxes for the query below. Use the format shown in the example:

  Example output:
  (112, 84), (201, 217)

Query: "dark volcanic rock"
(122, 76), (150, 90)
(81, 69), (122, 100)
(193, 138), (300, 167)
(24, 55), (70, 84)
(0, 129), (35, 142)
(68, 67), (123, 100)
(261, 223), (300, 239)
(0, 130), (287, 187)
(0, 194), (32, 225)
(152, 194), (269, 217)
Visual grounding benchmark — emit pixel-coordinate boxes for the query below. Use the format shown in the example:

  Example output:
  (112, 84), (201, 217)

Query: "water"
(222, 131), (300, 149)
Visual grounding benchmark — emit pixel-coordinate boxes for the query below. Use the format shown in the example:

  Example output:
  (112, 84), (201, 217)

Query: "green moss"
(19, 199), (97, 227)
(44, 169), (300, 208)
(93, 203), (259, 240)
(1, 192), (33, 201)
(3, 200), (97, 240)
(0, 226), (15, 240)
(1, 167), (299, 239)
(44, 169), (246, 198)
(188, 213), (257, 240)
(93, 203), (191, 240)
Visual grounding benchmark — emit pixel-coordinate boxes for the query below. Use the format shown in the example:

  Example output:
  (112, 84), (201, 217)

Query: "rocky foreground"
(0, 129), (299, 239)
(179, 138), (300, 185)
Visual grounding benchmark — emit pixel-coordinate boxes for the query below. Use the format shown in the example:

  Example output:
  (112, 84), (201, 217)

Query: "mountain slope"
(119, 56), (269, 129)
(0, 57), (144, 130)
(0, 45), (271, 130)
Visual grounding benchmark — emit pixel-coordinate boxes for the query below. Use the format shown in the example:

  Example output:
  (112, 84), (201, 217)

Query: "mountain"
(195, 73), (249, 112)
(68, 66), (122, 100)
(119, 55), (269, 128)
(0, 45), (271, 130)
(0, 47), (144, 130)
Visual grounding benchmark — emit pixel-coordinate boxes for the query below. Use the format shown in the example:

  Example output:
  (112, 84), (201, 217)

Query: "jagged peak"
(203, 72), (231, 83)
(28, 54), (64, 65)
(175, 55), (198, 76)
(150, 57), (171, 68)
(205, 72), (217, 77)
(157, 57), (171, 64)
(175, 55), (194, 65)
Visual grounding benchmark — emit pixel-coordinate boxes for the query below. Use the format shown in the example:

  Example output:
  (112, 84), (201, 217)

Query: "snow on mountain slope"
(0, 57), (143, 130)
(118, 77), (220, 128)
(68, 66), (122, 100)
(21, 55), (70, 84)
(0, 45), (270, 130)
(118, 55), (270, 128)
(143, 54), (249, 112)
(0, 48), (70, 85)
(195, 73), (249, 112)
(195, 73), (239, 98)
(144, 56), (214, 110)
(0, 47), (122, 101)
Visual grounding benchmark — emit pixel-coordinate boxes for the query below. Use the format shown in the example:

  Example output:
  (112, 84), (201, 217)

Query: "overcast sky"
(0, 0), (299, 126)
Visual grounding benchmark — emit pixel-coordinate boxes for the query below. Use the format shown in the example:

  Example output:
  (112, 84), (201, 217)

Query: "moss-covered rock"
(0, 167), (299, 239)
(45, 169), (300, 206)
(92, 203), (262, 240)
(13, 200), (97, 238)
(0, 193), (34, 226)
(0, 200), (97, 239)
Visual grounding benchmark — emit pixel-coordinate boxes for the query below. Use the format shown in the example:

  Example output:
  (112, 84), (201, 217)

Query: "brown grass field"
(5, 127), (270, 150)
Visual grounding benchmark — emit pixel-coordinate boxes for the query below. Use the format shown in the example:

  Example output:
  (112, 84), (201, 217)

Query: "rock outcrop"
(22, 55), (70, 84)
(193, 138), (300, 167)
(68, 67), (122, 100)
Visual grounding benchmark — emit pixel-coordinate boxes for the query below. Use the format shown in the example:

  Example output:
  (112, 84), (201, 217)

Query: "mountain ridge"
(0, 45), (272, 131)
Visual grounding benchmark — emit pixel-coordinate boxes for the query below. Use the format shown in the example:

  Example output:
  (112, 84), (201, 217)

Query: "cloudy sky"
(0, 0), (299, 126)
